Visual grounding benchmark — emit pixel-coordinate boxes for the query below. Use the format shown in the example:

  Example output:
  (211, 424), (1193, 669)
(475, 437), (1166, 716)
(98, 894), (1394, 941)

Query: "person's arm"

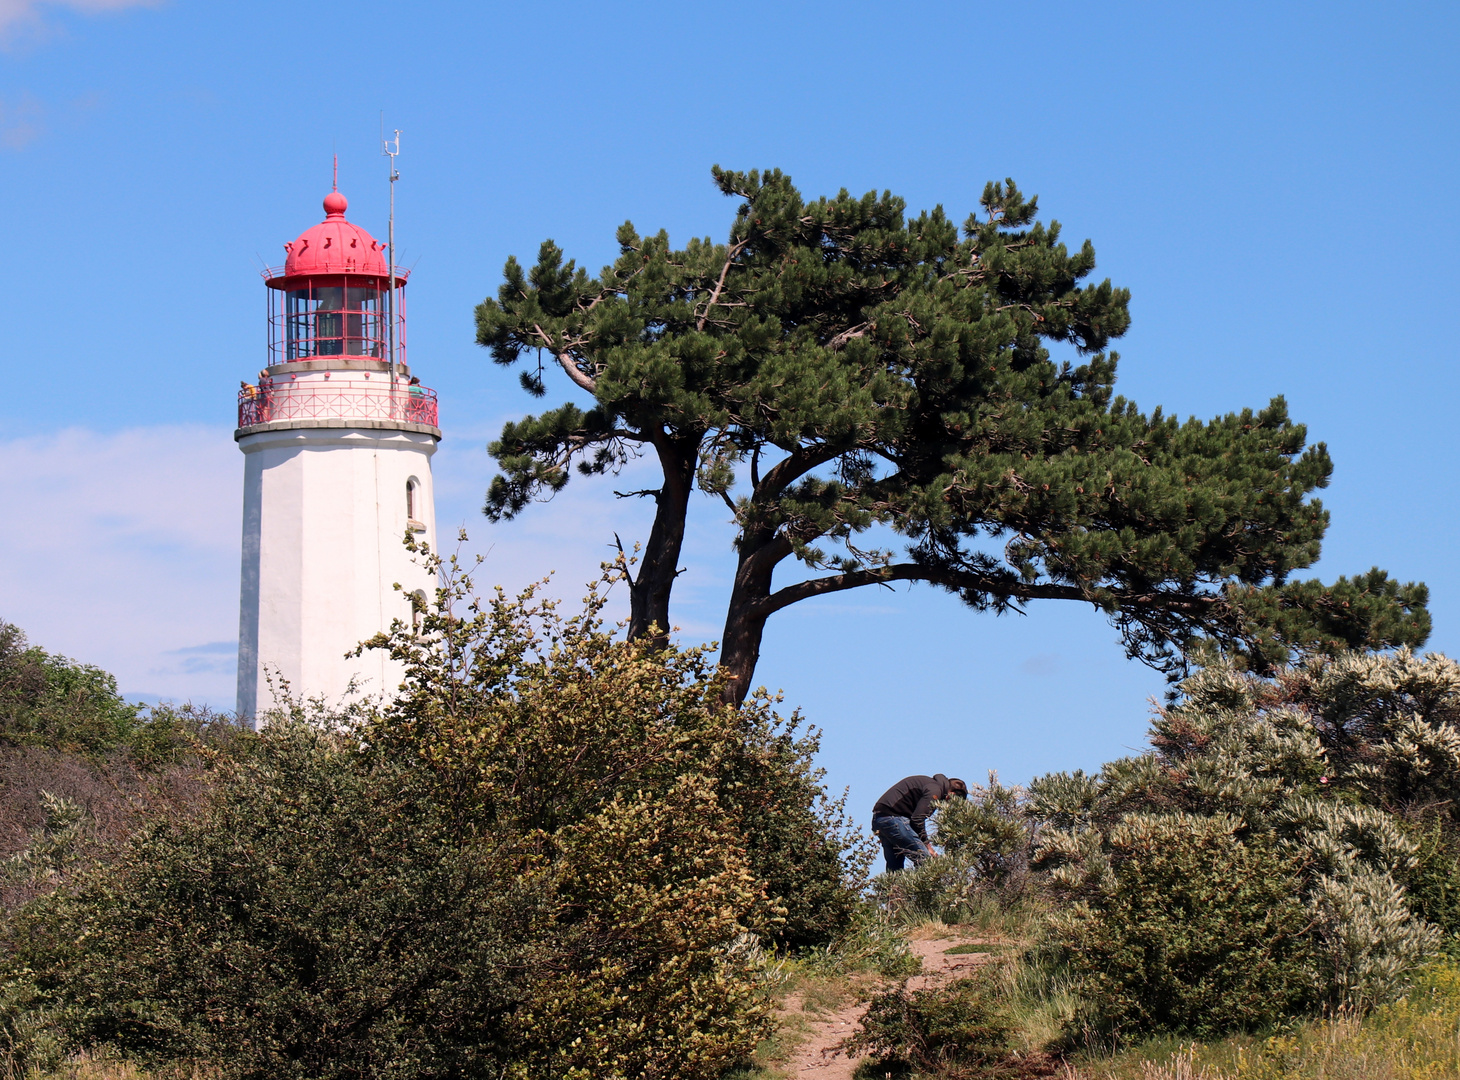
(909, 788), (937, 843)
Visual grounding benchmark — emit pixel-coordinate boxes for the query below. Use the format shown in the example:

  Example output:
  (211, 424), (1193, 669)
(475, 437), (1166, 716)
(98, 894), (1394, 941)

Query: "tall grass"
(11, 1057), (213, 1080)
(1074, 962), (1460, 1080)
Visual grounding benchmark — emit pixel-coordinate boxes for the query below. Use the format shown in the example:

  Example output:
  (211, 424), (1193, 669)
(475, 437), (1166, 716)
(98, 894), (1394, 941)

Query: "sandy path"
(780, 991), (866, 1076)
(778, 929), (999, 1078)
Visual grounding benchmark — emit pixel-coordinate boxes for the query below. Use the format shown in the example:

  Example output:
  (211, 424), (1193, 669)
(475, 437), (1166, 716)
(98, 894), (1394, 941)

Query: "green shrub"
(1403, 821), (1460, 946)
(1049, 813), (1319, 1040)
(0, 621), (143, 756)
(717, 704), (866, 949)
(2, 791), (89, 889)
(11, 721), (538, 1079)
(0, 622), (237, 769)
(1031, 656), (1444, 1032)
(364, 547), (864, 954)
(840, 976), (1013, 1078)
(933, 775), (1031, 884)
(0, 626), (244, 925)
(7, 558), (862, 1078)
(789, 902), (919, 980)
(872, 853), (985, 924)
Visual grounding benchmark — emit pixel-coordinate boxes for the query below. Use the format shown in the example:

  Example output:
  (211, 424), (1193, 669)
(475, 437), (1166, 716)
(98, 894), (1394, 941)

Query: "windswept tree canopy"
(476, 167), (1428, 703)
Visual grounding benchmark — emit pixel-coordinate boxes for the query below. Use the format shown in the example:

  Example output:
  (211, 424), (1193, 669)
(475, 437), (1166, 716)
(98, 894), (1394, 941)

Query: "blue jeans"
(872, 814), (930, 872)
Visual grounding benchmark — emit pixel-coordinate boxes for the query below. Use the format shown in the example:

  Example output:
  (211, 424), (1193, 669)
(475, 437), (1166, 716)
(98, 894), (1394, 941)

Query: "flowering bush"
(5, 556), (863, 1079)
(1031, 653), (1458, 1039)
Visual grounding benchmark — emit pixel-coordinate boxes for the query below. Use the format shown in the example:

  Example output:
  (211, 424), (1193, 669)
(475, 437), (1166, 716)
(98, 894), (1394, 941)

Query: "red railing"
(261, 265), (412, 283)
(238, 383), (438, 429)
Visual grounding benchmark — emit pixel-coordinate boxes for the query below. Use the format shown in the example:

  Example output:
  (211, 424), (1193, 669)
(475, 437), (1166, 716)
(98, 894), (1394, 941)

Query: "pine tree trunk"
(625, 434), (699, 645)
(718, 534), (790, 707)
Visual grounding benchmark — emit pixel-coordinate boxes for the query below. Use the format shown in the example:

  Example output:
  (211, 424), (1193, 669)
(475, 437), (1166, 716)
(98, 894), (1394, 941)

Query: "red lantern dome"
(281, 191), (390, 277)
(261, 189), (409, 365)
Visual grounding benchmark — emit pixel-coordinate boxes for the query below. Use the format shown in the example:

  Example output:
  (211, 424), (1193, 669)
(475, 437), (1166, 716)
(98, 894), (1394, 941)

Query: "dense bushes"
(13, 722), (539, 1078)
(0, 623), (240, 920)
(13, 592), (1460, 1071)
(868, 650), (1460, 1057)
(3, 560), (863, 1078)
(842, 976), (1013, 1078)
(0, 621), (142, 757)
(1027, 651), (1460, 1040)
(717, 706), (865, 949)
(362, 553), (862, 954)
(1049, 814), (1318, 1038)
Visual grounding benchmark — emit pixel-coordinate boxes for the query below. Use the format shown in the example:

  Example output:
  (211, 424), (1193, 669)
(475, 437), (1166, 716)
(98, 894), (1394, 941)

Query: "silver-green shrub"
(1031, 652), (1460, 1035)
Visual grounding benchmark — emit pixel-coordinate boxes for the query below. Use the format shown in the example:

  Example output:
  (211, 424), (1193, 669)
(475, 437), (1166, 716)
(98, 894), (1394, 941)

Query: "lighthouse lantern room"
(235, 187), (440, 724)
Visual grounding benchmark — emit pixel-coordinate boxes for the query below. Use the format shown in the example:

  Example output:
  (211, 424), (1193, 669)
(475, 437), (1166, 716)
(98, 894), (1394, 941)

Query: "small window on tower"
(411, 590), (427, 636)
(406, 479), (425, 532)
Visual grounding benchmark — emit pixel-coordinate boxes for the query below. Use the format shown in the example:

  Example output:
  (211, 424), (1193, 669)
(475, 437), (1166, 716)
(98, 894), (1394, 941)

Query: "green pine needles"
(476, 167), (1427, 703)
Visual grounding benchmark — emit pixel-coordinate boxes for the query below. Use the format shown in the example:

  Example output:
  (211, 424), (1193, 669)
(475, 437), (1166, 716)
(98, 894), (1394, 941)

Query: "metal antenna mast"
(381, 123), (402, 395)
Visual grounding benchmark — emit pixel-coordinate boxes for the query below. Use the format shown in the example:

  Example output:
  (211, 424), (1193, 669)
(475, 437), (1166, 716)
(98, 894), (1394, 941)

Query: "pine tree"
(476, 168), (1428, 704)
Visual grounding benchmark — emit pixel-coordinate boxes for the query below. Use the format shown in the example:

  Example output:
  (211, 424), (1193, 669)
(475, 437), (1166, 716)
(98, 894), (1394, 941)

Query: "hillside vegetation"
(5, 575), (1460, 1078)
(0, 621), (239, 915)
(1, 557), (865, 1080)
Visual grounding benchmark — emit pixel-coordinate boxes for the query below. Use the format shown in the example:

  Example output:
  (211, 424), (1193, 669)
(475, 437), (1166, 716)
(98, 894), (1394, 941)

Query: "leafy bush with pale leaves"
(1046, 812), (1319, 1039)
(1031, 652), (1460, 1039)
(4, 550), (876, 1079)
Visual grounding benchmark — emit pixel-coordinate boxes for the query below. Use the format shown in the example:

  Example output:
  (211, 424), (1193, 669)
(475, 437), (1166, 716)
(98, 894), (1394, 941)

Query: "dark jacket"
(873, 774), (952, 842)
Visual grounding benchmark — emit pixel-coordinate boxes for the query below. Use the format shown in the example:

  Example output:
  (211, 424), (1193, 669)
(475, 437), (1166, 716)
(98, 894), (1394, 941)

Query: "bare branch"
(825, 321), (871, 351)
(611, 533), (637, 587)
(750, 562), (1222, 622)
(532, 323), (598, 393)
(696, 239), (750, 332)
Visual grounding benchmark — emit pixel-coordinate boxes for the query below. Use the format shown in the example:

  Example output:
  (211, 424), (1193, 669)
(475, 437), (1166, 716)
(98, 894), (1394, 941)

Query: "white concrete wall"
(235, 426), (438, 724)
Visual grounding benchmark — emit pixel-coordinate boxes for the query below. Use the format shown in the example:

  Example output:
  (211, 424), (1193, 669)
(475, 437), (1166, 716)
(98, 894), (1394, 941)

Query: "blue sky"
(2, 0), (1457, 819)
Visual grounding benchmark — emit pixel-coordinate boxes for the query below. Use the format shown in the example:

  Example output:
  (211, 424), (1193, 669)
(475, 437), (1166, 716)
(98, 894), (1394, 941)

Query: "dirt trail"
(778, 928), (999, 1078)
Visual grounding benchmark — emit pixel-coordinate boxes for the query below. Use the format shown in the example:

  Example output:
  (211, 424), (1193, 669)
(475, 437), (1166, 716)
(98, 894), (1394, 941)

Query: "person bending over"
(872, 773), (968, 871)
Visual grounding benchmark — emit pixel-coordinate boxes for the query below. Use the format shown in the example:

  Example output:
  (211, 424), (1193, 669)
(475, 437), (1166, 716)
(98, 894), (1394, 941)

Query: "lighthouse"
(234, 187), (440, 724)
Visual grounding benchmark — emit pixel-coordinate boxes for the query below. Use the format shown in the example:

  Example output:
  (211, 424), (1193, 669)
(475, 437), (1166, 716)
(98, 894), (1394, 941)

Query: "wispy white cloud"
(1020, 653), (1064, 678)
(0, 424), (738, 712)
(0, 0), (161, 34)
(0, 425), (242, 704)
(0, 94), (42, 149)
(167, 640), (238, 677)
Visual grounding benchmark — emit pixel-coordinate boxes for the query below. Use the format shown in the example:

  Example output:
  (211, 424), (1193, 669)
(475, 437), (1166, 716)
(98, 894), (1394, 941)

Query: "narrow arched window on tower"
(406, 478), (425, 533)
(411, 590), (427, 636)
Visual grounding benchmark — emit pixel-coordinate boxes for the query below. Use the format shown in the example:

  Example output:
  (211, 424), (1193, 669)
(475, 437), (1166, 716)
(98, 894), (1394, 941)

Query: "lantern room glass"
(283, 284), (385, 360)
(265, 273), (407, 367)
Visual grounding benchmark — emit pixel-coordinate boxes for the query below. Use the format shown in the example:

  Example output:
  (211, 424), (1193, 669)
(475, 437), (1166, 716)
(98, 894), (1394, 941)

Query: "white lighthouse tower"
(234, 186), (439, 724)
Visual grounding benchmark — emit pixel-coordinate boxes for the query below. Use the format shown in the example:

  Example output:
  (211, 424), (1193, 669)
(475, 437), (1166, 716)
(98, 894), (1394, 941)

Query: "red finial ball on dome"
(276, 190), (392, 278)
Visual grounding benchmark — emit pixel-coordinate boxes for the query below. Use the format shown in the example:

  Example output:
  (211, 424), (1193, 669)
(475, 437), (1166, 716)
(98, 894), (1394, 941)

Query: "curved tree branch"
(752, 561), (1221, 622)
(754, 445), (844, 503)
(555, 350), (597, 393)
(532, 323), (598, 393)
